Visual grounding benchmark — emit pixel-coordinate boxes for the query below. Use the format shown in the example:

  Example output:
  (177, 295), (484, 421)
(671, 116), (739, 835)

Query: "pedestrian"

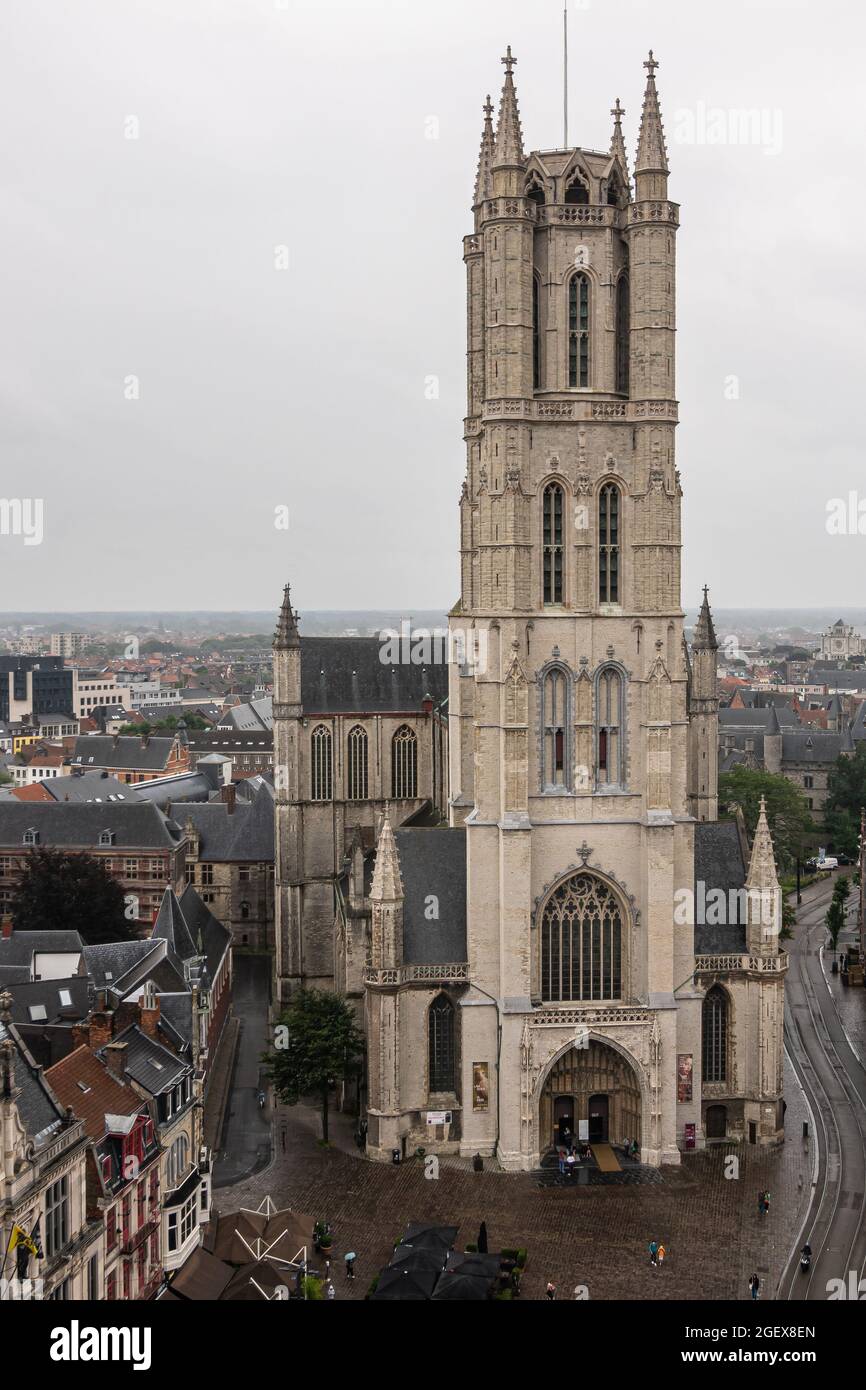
(657, 1243), (666, 1267)
(478, 1221), (488, 1253)
(757, 1190), (765, 1217)
(749, 1273), (760, 1301)
(326, 1281), (336, 1300)
(649, 1239), (658, 1267)
(566, 1151), (576, 1178)
(546, 1280), (556, 1301)
(344, 1251), (356, 1280)
(764, 1190), (771, 1215)
(558, 1149), (566, 1175)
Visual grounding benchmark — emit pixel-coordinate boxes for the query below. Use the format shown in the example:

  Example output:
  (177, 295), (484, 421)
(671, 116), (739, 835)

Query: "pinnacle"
(746, 796), (780, 893)
(493, 45), (525, 168)
(693, 586), (718, 651)
(370, 807), (404, 902)
(635, 49), (669, 175)
(609, 96), (629, 181)
(474, 93), (496, 205)
(274, 582), (300, 650)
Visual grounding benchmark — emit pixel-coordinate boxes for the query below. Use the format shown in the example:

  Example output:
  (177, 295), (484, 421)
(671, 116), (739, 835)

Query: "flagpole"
(563, 1), (568, 147)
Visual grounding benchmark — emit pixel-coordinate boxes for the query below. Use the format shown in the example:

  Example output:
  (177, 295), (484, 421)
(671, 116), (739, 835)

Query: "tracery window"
(595, 665), (624, 787)
(615, 273), (629, 394)
(543, 482), (564, 604)
(311, 724), (332, 801)
(540, 872), (622, 1002)
(532, 274), (541, 389)
(391, 725), (417, 799)
(702, 986), (728, 1084)
(598, 483), (620, 603)
(541, 664), (570, 790)
(428, 993), (455, 1091)
(347, 725), (368, 800)
(568, 273), (590, 387)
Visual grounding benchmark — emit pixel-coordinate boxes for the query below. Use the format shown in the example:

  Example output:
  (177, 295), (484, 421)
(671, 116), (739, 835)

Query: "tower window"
(542, 482), (564, 604)
(702, 986), (728, 1084)
(525, 175), (545, 208)
(532, 274), (541, 389)
(311, 725), (332, 801)
(598, 483), (620, 603)
(564, 174), (589, 205)
(615, 274), (630, 395)
(541, 665), (570, 790)
(568, 274), (590, 388)
(595, 665), (624, 788)
(428, 994), (455, 1091)
(391, 725), (418, 799)
(540, 872), (622, 1002)
(347, 725), (368, 800)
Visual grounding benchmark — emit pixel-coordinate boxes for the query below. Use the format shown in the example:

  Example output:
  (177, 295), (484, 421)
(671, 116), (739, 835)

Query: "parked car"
(835, 852), (856, 866)
(805, 856), (838, 872)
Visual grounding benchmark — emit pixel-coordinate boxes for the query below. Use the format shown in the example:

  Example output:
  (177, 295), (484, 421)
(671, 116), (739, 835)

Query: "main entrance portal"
(540, 1040), (642, 1151)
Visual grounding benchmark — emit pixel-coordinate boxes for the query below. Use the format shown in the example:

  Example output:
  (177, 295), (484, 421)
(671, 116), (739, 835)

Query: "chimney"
(140, 980), (160, 1039)
(87, 1008), (115, 1050)
(104, 1041), (128, 1081)
(1, 920), (12, 940)
(140, 733), (149, 749)
(113, 733), (119, 748)
(221, 783), (236, 814)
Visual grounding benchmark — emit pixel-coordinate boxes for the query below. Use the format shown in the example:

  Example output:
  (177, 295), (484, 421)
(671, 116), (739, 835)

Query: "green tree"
(718, 766), (814, 874)
(825, 897), (845, 959)
(10, 847), (135, 944)
(823, 743), (866, 858)
(262, 989), (364, 1144)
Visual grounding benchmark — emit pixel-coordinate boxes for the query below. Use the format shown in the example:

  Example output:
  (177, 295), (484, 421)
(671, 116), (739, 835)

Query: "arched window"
(525, 174), (545, 208)
(564, 173), (589, 205)
(598, 483), (620, 603)
(166, 1134), (189, 1189)
(568, 273), (590, 388)
(540, 872), (622, 1002)
(541, 665), (570, 790)
(615, 274), (629, 395)
(595, 665), (624, 787)
(542, 482), (564, 604)
(347, 725), (368, 800)
(702, 986), (728, 1084)
(391, 725), (417, 799)
(428, 993), (455, 1091)
(532, 274), (541, 389)
(311, 724), (332, 801)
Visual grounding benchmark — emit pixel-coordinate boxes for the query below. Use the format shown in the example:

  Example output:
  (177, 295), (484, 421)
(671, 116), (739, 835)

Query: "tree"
(10, 847), (136, 944)
(825, 897), (845, 960)
(823, 744), (866, 858)
(262, 989), (364, 1144)
(718, 766), (814, 873)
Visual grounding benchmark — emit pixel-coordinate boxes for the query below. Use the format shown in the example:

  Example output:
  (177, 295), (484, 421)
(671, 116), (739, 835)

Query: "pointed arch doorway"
(540, 1039), (642, 1152)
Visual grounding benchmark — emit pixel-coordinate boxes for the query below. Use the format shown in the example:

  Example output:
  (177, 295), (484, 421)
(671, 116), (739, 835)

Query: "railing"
(535, 1005), (652, 1027)
(364, 963), (470, 986)
(694, 953), (788, 975)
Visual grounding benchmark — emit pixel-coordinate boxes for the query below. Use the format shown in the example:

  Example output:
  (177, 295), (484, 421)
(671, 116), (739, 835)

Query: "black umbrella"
(431, 1273), (493, 1301)
(370, 1266), (438, 1301)
(477, 1221), (488, 1253)
(399, 1222), (458, 1253)
(446, 1251), (501, 1279)
(388, 1246), (447, 1275)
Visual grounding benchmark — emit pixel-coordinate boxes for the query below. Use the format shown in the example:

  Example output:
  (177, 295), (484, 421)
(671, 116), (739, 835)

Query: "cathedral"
(273, 49), (788, 1169)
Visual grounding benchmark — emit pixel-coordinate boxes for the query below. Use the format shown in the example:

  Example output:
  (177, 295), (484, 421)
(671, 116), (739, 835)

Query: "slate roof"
(46, 1045), (145, 1139)
(781, 731), (848, 763)
(181, 783), (274, 862)
(0, 801), (184, 849)
(156, 993), (193, 1050)
(718, 706), (799, 729)
(217, 698), (273, 732)
(177, 886), (232, 979)
(300, 637), (449, 715)
(693, 821), (748, 954)
(45, 772), (133, 803)
(805, 669), (866, 690)
(71, 734), (178, 772)
(0, 930), (84, 972)
(7, 975), (90, 1025)
(131, 770), (221, 809)
(0, 1018), (66, 1145)
(394, 827), (467, 964)
(108, 1024), (189, 1093)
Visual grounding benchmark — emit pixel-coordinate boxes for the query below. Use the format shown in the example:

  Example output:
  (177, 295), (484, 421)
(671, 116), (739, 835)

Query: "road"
(213, 952), (273, 1189)
(779, 874), (866, 1299)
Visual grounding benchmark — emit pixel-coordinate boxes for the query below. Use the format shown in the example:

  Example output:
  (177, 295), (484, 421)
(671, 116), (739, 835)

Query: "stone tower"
(449, 48), (705, 1169)
(272, 583), (303, 1004)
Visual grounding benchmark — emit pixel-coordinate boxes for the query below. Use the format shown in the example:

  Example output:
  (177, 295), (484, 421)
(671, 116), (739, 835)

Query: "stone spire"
(634, 50), (669, 182)
(370, 806), (403, 903)
(609, 97), (629, 180)
(492, 46), (524, 168)
(746, 796), (781, 950)
(474, 94), (496, 205)
(693, 586), (717, 651)
(273, 583), (300, 651)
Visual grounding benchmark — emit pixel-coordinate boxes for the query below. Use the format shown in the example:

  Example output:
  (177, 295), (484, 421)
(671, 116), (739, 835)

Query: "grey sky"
(1, 0), (864, 612)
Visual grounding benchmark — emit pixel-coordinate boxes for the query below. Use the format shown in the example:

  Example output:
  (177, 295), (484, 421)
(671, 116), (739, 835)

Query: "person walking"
(649, 1240), (658, 1267)
(546, 1280), (557, 1301)
(757, 1190), (766, 1217)
(763, 1190), (771, 1216)
(478, 1221), (488, 1254)
(344, 1252), (356, 1281)
(749, 1273), (760, 1301)
(657, 1243), (666, 1267)
(326, 1281), (336, 1300)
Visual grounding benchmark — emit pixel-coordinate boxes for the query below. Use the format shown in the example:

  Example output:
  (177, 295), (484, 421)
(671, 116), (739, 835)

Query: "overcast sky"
(1, 0), (864, 613)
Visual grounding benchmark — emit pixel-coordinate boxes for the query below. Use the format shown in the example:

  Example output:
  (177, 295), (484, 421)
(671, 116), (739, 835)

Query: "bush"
(465, 1243), (478, 1253)
(516, 1249), (528, 1268)
(302, 1276), (324, 1301)
(494, 1288), (513, 1300)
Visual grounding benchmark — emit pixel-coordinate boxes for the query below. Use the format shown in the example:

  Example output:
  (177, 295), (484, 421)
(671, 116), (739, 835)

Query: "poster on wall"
(472, 1062), (489, 1111)
(677, 1053), (693, 1104)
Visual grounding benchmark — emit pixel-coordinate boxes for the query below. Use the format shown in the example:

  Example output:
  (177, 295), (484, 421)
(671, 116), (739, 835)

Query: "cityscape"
(1, 0), (864, 1362)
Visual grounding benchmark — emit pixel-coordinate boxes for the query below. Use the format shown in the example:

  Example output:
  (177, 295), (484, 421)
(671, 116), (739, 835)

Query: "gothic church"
(273, 50), (788, 1168)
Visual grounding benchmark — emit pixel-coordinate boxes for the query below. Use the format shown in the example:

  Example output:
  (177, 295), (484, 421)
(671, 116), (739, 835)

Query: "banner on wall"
(472, 1062), (489, 1111)
(676, 1053), (693, 1104)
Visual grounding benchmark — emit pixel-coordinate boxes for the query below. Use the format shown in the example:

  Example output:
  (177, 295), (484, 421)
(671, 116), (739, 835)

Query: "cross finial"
(483, 93), (493, 119)
(644, 50), (659, 78)
(611, 97), (625, 123)
(577, 840), (592, 865)
(501, 45), (516, 76)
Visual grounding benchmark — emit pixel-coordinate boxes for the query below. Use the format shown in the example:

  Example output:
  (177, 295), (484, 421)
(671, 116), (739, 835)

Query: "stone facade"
(360, 48), (788, 1169)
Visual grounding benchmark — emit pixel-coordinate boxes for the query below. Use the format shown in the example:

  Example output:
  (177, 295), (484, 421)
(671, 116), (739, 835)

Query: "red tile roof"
(46, 1045), (145, 1139)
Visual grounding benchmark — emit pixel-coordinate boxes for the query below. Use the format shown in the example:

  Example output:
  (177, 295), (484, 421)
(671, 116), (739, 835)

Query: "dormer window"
(99, 830), (115, 846)
(23, 828), (39, 845)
